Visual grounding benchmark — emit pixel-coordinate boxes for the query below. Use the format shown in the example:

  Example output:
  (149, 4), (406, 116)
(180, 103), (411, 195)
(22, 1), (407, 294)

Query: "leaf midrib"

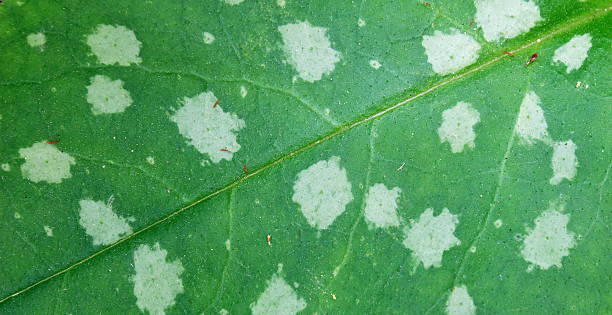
(2, 5), (609, 305)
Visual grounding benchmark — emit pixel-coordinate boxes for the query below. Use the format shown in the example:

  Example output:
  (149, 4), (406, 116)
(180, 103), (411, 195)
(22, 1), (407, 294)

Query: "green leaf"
(1, 0), (610, 314)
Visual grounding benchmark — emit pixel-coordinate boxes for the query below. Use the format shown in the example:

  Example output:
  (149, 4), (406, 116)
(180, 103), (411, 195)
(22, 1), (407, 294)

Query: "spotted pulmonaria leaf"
(0, 0), (609, 314)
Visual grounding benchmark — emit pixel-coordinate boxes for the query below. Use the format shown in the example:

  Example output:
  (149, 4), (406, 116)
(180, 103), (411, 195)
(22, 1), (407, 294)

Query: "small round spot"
(369, 60), (382, 69)
(494, 219), (503, 228)
(43, 226), (54, 237)
(203, 32), (215, 44)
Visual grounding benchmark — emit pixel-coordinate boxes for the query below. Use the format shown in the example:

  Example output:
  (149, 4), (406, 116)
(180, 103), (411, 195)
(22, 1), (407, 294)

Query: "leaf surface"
(0, 0), (610, 314)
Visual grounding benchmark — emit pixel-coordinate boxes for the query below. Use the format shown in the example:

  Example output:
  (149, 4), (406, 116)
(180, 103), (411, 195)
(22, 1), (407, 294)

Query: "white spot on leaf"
(369, 60), (382, 69)
(422, 29), (481, 75)
(475, 0), (543, 42)
(86, 24), (142, 66)
(292, 156), (353, 230)
(223, 0), (245, 5)
(446, 285), (476, 315)
(278, 21), (341, 83)
(225, 239), (231, 251)
(132, 243), (184, 315)
(357, 18), (366, 27)
(78, 199), (133, 246)
(170, 92), (246, 163)
(277, 0), (286, 8)
(86, 75), (133, 115)
(27, 32), (46, 48)
(515, 91), (550, 145)
(1, 163), (10, 172)
(549, 140), (578, 185)
(19, 142), (75, 184)
(251, 274), (306, 315)
(494, 219), (503, 228)
(403, 208), (461, 269)
(364, 183), (401, 229)
(552, 34), (592, 73)
(43, 225), (53, 237)
(438, 102), (481, 153)
(240, 85), (248, 98)
(146, 156), (155, 165)
(203, 32), (216, 44)
(521, 202), (576, 270)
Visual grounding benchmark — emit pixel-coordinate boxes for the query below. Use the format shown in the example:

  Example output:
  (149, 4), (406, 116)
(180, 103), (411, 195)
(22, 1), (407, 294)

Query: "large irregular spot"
(170, 91), (246, 163)
(515, 91), (550, 145)
(78, 199), (133, 246)
(421, 29), (481, 75)
(520, 201), (576, 270)
(278, 21), (341, 83)
(437, 101), (481, 153)
(292, 156), (353, 230)
(552, 33), (592, 73)
(446, 285), (476, 315)
(132, 243), (185, 315)
(549, 140), (578, 185)
(402, 208), (461, 269)
(19, 142), (76, 184)
(250, 273), (306, 315)
(26, 32), (46, 49)
(363, 183), (401, 229)
(86, 75), (134, 115)
(86, 24), (142, 66)
(474, 0), (542, 42)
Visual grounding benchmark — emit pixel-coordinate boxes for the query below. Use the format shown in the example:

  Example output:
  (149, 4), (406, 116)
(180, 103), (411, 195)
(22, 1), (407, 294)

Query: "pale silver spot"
(521, 200), (576, 270)
(86, 24), (142, 66)
(403, 208), (461, 269)
(132, 243), (184, 315)
(292, 156), (353, 230)
(438, 102), (481, 153)
(278, 21), (341, 83)
(19, 142), (76, 184)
